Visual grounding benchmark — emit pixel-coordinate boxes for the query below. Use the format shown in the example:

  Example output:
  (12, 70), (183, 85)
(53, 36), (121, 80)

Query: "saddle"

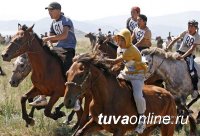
(43, 46), (67, 79)
(117, 78), (132, 91)
(50, 46), (67, 61)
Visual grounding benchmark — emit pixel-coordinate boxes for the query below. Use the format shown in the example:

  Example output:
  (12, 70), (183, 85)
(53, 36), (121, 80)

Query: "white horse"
(142, 47), (200, 99)
(142, 47), (200, 134)
(9, 53), (31, 87)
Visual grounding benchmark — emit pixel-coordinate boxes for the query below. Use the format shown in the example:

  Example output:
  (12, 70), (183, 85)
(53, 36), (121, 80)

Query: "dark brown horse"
(64, 53), (177, 136)
(95, 35), (117, 59)
(85, 32), (96, 49)
(1, 24), (83, 126)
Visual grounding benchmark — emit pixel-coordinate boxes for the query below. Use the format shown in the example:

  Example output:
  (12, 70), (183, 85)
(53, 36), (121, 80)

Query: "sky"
(1, 0), (200, 21)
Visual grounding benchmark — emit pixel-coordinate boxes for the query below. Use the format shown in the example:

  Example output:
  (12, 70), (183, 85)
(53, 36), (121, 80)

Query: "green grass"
(0, 39), (200, 136)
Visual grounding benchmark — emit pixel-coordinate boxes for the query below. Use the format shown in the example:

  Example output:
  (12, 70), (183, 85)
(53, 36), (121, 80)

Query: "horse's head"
(9, 54), (31, 87)
(141, 48), (163, 77)
(142, 48), (178, 80)
(1, 24), (34, 61)
(155, 36), (161, 41)
(85, 32), (90, 38)
(64, 55), (92, 109)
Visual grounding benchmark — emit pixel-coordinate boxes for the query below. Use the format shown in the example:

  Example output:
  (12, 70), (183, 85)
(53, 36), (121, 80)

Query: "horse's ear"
(18, 23), (22, 30)
(27, 24), (35, 32)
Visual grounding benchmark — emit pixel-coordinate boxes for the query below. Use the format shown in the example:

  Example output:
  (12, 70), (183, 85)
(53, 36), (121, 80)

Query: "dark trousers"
(63, 48), (75, 73)
(177, 50), (198, 90)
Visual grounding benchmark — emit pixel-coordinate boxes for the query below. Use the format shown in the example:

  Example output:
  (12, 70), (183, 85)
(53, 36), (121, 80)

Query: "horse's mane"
(75, 51), (115, 76)
(106, 42), (118, 50)
(33, 34), (66, 77)
(141, 47), (178, 60)
(21, 24), (66, 77)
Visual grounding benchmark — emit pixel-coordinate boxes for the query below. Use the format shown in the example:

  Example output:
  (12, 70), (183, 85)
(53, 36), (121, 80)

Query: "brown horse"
(64, 52), (177, 136)
(85, 32), (96, 49)
(1, 24), (83, 127)
(95, 35), (117, 59)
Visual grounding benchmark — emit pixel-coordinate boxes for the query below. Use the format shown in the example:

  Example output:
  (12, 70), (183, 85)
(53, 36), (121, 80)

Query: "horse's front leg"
(21, 86), (40, 127)
(28, 101), (45, 118)
(44, 94), (64, 120)
(73, 119), (103, 136)
(74, 93), (92, 133)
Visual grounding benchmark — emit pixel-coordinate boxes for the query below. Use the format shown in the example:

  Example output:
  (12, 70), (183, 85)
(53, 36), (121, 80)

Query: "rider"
(166, 20), (200, 99)
(29, 2), (78, 107)
(105, 28), (147, 134)
(126, 6), (140, 34)
(132, 14), (152, 52)
(97, 28), (103, 38)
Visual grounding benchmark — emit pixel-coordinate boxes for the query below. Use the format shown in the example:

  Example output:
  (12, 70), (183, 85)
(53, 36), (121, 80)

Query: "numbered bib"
(53, 21), (63, 35)
(129, 19), (138, 31)
(183, 33), (195, 47)
(135, 29), (145, 41)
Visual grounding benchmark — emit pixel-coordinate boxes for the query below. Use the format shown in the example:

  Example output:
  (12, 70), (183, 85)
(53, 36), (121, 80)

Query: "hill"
(0, 11), (200, 38)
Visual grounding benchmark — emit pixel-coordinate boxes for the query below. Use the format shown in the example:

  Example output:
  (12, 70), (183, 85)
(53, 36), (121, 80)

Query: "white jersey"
(179, 31), (200, 53)
(133, 27), (146, 42)
(128, 19), (138, 33)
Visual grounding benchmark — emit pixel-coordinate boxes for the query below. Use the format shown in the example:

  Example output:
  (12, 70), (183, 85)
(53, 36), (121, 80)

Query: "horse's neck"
(27, 39), (51, 73)
(154, 56), (192, 93)
(90, 66), (114, 106)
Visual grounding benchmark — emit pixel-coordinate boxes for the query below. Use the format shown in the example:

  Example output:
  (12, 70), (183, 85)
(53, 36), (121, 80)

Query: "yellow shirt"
(116, 28), (147, 74)
(119, 45), (147, 74)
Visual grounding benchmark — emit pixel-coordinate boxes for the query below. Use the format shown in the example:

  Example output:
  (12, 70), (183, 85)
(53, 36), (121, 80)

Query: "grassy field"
(0, 38), (200, 136)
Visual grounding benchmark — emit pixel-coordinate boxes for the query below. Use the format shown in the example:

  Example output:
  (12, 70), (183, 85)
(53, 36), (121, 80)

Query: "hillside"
(0, 11), (200, 38)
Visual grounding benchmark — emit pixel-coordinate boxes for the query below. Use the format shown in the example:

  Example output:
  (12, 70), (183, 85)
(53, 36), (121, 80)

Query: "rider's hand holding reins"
(176, 55), (183, 60)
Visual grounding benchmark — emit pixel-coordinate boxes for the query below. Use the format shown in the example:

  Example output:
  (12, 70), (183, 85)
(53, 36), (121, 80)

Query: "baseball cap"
(188, 20), (198, 28)
(45, 2), (61, 10)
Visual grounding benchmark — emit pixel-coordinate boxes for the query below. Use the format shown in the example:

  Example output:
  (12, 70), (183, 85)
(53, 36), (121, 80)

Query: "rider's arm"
(166, 31), (186, 51)
(43, 26), (69, 42)
(166, 37), (180, 51)
(105, 56), (123, 65)
(179, 44), (197, 59)
(49, 33), (57, 43)
(135, 29), (152, 47)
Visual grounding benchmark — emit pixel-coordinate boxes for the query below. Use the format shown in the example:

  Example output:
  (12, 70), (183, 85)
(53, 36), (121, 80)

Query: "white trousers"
(118, 71), (146, 114)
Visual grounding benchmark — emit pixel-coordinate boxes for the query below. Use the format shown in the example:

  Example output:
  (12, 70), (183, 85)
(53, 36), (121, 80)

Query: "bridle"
(144, 49), (166, 80)
(65, 65), (102, 98)
(9, 33), (35, 54)
(65, 68), (92, 98)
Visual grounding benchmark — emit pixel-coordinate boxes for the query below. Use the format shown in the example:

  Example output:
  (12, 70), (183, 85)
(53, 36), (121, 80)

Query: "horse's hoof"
(53, 111), (66, 120)
(26, 123), (29, 127)
(58, 111), (66, 117)
(29, 118), (35, 126)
